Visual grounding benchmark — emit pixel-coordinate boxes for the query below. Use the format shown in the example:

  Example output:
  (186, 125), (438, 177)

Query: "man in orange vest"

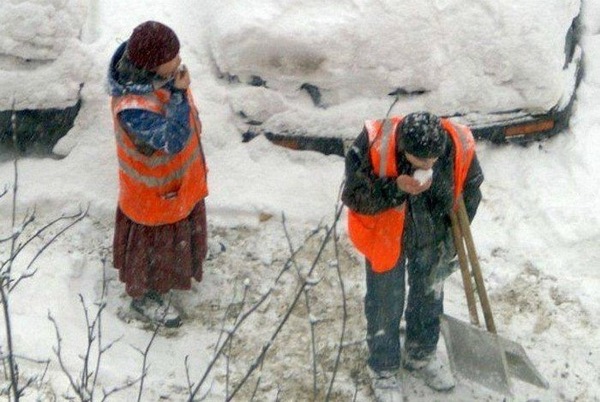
(343, 112), (484, 400)
(108, 21), (209, 328)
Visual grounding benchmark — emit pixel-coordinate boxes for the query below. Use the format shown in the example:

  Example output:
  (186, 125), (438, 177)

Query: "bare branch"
(91, 257), (109, 396)
(8, 210), (71, 261)
(0, 134), (22, 401)
(281, 214), (319, 399)
(0, 285), (20, 401)
(100, 376), (141, 402)
(249, 374), (262, 402)
(189, 257), (292, 398)
(9, 207), (88, 292)
(188, 220), (330, 401)
(48, 267), (133, 402)
(184, 356), (194, 397)
(213, 278), (246, 357)
(325, 201), (348, 401)
(49, 311), (84, 400)
(136, 311), (162, 402)
(0, 354), (50, 366)
(77, 294), (101, 399)
(227, 208), (343, 401)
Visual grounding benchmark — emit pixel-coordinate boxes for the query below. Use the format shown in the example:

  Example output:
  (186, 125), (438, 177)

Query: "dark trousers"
(365, 251), (444, 372)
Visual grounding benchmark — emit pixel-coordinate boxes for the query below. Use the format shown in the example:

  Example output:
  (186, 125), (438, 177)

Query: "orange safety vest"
(347, 116), (475, 273)
(111, 88), (208, 226)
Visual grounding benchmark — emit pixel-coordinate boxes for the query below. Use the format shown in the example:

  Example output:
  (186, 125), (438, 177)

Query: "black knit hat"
(399, 112), (447, 158)
(126, 21), (180, 70)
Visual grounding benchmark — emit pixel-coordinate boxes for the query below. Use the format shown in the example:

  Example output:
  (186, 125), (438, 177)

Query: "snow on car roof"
(0, 0), (89, 110)
(206, 0), (581, 139)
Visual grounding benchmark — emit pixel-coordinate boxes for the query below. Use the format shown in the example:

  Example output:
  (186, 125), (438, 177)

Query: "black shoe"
(130, 292), (182, 328)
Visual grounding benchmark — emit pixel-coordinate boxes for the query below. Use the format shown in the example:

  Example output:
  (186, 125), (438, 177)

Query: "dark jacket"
(107, 42), (191, 155)
(342, 125), (484, 256)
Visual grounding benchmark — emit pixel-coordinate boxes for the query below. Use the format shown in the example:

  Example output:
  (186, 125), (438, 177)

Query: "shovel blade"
(441, 314), (550, 395)
(499, 337), (550, 389)
(441, 314), (512, 396)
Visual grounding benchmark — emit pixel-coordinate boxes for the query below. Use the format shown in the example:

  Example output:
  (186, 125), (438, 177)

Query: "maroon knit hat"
(126, 21), (180, 70)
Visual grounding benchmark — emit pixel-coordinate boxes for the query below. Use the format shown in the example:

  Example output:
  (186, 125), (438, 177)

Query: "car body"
(0, 0), (88, 153)
(206, 0), (583, 155)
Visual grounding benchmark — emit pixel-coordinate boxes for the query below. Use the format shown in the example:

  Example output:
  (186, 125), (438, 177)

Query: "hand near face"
(174, 64), (191, 90)
(396, 174), (432, 195)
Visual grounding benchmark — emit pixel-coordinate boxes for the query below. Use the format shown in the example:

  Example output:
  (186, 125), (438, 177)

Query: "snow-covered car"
(206, 0), (583, 155)
(0, 0), (89, 153)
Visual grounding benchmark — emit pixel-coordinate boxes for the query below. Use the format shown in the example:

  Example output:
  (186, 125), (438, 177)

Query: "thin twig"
(281, 214), (319, 399)
(79, 295), (95, 394)
(0, 107), (87, 402)
(0, 286), (19, 401)
(188, 224), (325, 401)
(49, 292), (126, 402)
(227, 208), (343, 401)
(91, 256), (110, 399)
(133, 292), (172, 402)
(1, 110), (20, 400)
(0, 354), (50, 366)
(213, 279), (243, 356)
(184, 356), (194, 397)
(325, 201), (348, 401)
(101, 376), (141, 402)
(225, 325), (232, 399)
(248, 370), (263, 402)
(49, 312), (84, 400)
(10, 207), (88, 291)
(4, 207), (87, 291)
(136, 318), (161, 402)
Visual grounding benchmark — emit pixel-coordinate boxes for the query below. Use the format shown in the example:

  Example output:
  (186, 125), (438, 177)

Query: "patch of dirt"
(492, 261), (592, 334)
(175, 220), (372, 400)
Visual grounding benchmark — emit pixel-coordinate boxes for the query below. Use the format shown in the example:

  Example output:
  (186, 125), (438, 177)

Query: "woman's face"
(154, 54), (181, 79)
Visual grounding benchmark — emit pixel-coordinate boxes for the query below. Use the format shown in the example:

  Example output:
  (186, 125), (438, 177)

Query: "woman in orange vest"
(342, 112), (484, 399)
(108, 21), (209, 328)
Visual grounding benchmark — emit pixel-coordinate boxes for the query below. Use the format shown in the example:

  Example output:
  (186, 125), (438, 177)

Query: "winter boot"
(404, 354), (455, 392)
(131, 291), (182, 328)
(368, 368), (404, 402)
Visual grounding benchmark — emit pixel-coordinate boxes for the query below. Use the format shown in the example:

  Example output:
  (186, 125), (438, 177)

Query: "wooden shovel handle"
(456, 196), (497, 334)
(450, 210), (480, 326)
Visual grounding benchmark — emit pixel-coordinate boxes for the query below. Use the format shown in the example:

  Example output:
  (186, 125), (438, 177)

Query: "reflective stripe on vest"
(347, 117), (407, 273)
(441, 119), (476, 204)
(347, 117), (476, 273)
(111, 89), (208, 226)
(365, 118), (399, 177)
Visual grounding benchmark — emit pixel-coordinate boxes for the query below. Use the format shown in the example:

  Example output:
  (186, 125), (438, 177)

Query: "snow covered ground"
(1, 0), (600, 401)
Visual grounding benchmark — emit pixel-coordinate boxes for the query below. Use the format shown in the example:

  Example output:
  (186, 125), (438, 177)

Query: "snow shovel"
(440, 196), (549, 396)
